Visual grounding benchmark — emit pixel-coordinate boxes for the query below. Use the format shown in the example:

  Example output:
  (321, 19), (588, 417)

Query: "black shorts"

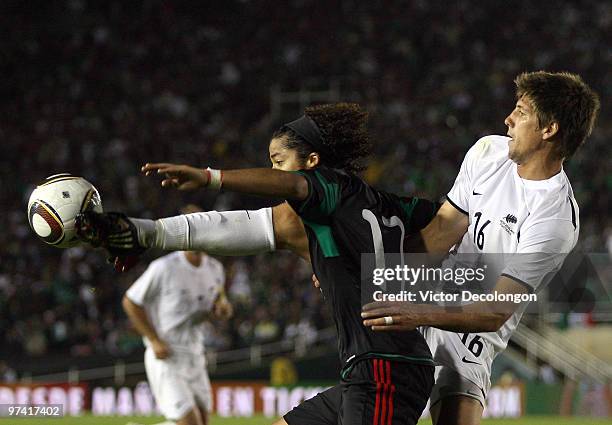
(284, 359), (434, 425)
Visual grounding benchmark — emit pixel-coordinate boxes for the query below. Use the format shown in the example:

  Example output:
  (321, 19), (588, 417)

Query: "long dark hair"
(273, 103), (371, 174)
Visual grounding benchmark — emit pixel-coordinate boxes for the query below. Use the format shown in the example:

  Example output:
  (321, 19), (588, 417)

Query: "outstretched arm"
(141, 163), (310, 201)
(138, 162), (312, 257)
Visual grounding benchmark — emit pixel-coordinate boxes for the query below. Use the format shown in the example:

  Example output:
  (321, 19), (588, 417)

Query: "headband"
(283, 115), (336, 162)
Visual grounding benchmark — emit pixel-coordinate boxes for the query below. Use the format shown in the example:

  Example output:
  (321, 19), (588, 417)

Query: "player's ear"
(305, 152), (320, 169)
(541, 121), (559, 141)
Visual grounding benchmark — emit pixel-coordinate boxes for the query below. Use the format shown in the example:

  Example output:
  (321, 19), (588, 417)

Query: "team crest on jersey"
(500, 214), (517, 235)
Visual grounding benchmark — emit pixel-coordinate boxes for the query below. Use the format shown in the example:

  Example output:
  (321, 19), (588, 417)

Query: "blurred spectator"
(0, 361), (17, 383)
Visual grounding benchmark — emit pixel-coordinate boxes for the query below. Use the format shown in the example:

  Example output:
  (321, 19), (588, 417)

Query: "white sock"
(131, 207), (275, 255)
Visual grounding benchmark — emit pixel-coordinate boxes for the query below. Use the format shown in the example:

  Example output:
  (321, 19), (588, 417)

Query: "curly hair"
(515, 71), (600, 159)
(273, 103), (371, 174)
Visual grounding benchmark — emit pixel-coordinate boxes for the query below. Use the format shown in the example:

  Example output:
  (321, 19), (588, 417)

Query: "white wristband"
(206, 167), (223, 190)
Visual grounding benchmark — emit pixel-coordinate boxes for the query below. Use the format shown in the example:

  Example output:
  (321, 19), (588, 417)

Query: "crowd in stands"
(1, 1), (610, 372)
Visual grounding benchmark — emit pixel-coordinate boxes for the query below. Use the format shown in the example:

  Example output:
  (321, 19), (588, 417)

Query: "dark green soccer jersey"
(288, 166), (439, 373)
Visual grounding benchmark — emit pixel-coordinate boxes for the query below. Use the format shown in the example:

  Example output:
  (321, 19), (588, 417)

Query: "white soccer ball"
(27, 173), (103, 248)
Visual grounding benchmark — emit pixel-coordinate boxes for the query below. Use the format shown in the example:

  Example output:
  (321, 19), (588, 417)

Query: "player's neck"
(183, 251), (203, 267)
(516, 152), (563, 181)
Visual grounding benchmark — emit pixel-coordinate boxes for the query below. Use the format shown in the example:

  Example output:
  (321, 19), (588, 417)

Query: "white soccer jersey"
(126, 251), (225, 354)
(426, 135), (579, 392)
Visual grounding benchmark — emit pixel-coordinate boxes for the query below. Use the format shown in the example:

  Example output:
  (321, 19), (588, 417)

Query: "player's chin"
(507, 137), (515, 151)
(507, 143), (520, 163)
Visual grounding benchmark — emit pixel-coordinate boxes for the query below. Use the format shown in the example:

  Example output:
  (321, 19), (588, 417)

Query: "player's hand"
(312, 274), (320, 289)
(361, 301), (419, 332)
(213, 298), (234, 320)
(141, 163), (210, 191)
(151, 338), (171, 359)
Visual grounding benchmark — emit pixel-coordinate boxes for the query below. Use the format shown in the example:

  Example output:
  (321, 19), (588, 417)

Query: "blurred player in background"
(122, 205), (233, 425)
(361, 71), (601, 425)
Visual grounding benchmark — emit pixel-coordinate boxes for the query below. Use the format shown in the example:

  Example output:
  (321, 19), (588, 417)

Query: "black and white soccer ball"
(27, 174), (103, 248)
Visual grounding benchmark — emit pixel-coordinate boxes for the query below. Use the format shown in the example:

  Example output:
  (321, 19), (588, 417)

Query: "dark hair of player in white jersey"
(514, 71), (600, 160)
(269, 103), (372, 174)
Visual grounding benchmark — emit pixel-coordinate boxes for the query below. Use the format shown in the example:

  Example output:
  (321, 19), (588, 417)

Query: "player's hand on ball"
(151, 338), (171, 359)
(141, 163), (210, 191)
(361, 301), (419, 332)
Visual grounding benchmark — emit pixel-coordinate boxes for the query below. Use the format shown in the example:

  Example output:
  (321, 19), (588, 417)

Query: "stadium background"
(1, 0), (611, 423)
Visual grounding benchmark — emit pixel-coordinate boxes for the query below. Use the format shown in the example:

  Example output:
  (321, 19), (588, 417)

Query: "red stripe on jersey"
(386, 361), (395, 425)
(380, 360), (388, 425)
(373, 359), (381, 425)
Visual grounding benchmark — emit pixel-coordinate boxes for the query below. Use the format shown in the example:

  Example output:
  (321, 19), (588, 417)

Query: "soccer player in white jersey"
(362, 71), (600, 424)
(122, 206), (233, 425)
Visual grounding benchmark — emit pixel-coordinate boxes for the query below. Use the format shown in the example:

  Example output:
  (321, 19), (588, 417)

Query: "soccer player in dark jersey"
(80, 103), (437, 425)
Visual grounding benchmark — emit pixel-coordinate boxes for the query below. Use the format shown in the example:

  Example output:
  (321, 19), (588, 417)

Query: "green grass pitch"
(1, 415), (611, 425)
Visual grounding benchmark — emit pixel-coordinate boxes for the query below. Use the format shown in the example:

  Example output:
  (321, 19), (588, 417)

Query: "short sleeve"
(447, 138), (490, 215)
(399, 197), (440, 232)
(287, 167), (344, 223)
(125, 261), (163, 306)
(501, 220), (576, 292)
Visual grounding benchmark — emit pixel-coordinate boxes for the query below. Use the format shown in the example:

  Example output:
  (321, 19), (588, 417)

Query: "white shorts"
(144, 348), (212, 420)
(430, 365), (487, 407)
(420, 327), (492, 407)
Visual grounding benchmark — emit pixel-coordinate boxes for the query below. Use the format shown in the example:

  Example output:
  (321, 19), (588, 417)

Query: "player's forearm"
(364, 301), (511, 333)
(413, 303), (511, 332)
(122, 297), (162, 342)
(131, 208), (276, 254)
(423, 309), (508, 333)
(422, 274), (526, 332)
(221, 169), (309, 200)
